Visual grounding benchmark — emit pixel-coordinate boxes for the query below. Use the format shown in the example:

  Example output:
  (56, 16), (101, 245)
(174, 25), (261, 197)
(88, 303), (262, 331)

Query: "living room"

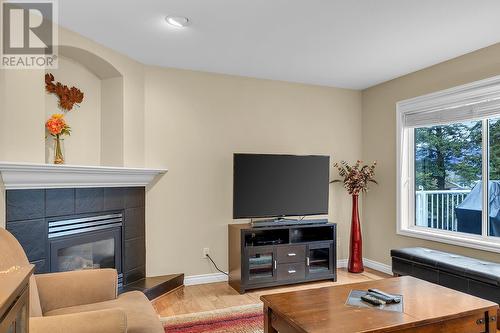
(1, 1), (500, 332)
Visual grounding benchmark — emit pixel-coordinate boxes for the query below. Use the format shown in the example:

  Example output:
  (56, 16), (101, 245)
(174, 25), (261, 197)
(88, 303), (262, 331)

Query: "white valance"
(398, 75), (500, 128)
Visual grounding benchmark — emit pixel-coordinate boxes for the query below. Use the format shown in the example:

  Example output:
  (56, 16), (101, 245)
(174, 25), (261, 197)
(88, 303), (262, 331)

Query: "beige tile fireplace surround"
(2, 18), (500, 284)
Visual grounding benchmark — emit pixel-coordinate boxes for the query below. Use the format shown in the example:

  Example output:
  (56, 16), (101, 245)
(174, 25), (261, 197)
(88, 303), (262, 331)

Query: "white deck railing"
(415, 190), (470, 231)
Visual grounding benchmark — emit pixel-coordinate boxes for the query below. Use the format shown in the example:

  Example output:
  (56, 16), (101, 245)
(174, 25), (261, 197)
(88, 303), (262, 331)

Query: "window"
(414, 120), (482, 235)
(489, 117), (500, 238)
(397, 76), (500, 252)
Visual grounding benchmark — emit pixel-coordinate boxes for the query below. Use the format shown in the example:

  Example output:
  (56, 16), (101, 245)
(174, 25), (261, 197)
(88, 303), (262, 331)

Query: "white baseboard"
(337, 259), (348, 268)
(184, 272), (228, 286)
(363, 258), (393, 275)
(184, 258), (392, 286)
(338, 258), (393, 275)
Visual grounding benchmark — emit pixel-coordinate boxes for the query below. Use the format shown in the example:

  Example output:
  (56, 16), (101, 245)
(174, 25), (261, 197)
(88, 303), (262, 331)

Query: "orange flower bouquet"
(46, 114), (71, 164)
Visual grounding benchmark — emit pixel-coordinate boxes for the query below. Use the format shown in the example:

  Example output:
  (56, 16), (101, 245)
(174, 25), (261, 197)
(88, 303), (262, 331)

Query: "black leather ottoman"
(391, 247), (500, 328)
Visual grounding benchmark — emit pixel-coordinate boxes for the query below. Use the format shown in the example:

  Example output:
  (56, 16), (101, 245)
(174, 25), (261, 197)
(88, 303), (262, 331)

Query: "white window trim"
(396, 75), (500, 254)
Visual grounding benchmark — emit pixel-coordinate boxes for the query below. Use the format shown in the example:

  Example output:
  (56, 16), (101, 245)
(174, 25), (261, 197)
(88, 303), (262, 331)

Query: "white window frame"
(396, 75), (500, 253)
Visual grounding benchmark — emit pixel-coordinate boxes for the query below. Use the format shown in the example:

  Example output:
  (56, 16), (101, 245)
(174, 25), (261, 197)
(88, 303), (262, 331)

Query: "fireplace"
(0, 162), (182, 300)
(48, 213), (124, 286)
(5, 187), (146, 287)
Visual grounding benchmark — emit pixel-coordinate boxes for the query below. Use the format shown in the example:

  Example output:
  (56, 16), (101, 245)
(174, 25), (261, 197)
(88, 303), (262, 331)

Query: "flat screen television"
(233, 154), (330, 219)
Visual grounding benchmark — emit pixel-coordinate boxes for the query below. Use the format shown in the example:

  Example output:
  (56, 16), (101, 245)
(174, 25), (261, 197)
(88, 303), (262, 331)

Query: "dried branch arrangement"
(45, 73), (84, 111)
(332, 160), (377, 195)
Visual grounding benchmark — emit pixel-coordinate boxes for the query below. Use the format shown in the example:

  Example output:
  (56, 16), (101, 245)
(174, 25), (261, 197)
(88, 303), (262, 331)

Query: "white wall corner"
(338, 258), (392, 275)
(362, 258), (393, 275)
(337, 259), (348, 268)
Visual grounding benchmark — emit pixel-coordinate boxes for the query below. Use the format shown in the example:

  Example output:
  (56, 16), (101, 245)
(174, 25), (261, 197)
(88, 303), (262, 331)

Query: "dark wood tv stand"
(228, 222), (336, 294)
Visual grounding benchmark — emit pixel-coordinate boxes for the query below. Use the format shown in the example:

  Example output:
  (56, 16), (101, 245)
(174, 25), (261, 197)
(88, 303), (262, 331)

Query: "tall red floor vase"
(348, 194), (364, 273)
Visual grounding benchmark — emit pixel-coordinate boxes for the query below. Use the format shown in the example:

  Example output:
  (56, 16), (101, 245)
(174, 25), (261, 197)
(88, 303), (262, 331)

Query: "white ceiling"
(58, 0), (500, 89)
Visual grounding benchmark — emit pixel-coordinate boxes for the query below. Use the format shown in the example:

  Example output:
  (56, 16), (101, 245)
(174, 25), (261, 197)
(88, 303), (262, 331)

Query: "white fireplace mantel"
(0, 162), (167, 189)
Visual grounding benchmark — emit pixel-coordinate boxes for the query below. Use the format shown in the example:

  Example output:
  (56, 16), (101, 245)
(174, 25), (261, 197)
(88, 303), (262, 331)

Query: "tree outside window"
(414, 118), (500, 237)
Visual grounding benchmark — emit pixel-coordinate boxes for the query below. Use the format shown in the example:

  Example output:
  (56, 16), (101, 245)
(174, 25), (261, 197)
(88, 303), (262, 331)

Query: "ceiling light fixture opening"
(165, 16), (190, 28)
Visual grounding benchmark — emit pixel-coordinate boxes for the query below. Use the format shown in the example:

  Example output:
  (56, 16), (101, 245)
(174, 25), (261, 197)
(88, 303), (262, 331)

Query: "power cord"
(206, 254), (229, 276)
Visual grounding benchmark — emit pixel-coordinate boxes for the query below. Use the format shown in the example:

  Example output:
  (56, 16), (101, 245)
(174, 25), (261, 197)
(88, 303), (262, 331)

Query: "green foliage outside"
(415, 119), (500, 191)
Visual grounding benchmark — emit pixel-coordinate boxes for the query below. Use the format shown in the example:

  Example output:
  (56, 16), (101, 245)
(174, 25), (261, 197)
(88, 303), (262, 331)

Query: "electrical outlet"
(202, 247), (210, 259)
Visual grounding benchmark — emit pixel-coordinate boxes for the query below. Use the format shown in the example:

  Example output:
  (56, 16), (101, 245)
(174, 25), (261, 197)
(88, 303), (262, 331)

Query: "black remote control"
(361, 294), (386, 306)
(368, 289), (401, 303)
(367, 291), (394, 303)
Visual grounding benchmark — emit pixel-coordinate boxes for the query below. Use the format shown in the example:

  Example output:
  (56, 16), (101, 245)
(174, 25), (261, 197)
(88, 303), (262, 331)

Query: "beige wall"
(0, 26), (144, 227)
(1, 69), (45, 163)
(0, 22), (363, 276)
(0, 26), (145, 167)
(0, 69), (4, 161)
(0, 69), (4, 230)
(144, 66), (362, 276)
(361, 42), (500, 266)
(45, 56), (102, 165)
(101, 77), (124, 166)
(57, 28), (145, 167)
(4, 20), (500, 277)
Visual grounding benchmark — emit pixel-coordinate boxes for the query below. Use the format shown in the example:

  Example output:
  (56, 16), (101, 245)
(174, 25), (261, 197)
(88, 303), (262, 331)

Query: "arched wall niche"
(44, 46), (124, 166)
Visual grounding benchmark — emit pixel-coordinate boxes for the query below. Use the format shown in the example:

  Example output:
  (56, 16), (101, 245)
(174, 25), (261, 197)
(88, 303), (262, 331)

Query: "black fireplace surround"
(6, 187), (146, 287)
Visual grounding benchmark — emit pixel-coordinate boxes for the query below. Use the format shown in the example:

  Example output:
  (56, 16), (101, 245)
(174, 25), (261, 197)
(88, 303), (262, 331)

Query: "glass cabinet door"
(307, 242), (334, 277)
(246, 246), (276, 284)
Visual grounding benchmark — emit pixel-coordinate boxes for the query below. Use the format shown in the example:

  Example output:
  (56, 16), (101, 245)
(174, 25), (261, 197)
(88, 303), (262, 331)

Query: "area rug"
(161, 304), (264, 333)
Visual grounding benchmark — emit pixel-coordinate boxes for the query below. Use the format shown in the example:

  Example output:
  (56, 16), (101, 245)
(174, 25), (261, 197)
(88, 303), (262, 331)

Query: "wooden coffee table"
(260, 276), (498, 333)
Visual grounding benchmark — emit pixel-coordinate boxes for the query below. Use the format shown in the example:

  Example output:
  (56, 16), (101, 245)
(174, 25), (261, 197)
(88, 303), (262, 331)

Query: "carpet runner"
(162, 304), (263, 333)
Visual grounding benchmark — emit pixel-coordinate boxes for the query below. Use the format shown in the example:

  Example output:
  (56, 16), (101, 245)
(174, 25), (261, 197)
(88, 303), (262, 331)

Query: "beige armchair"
(0, 228), (163, 333)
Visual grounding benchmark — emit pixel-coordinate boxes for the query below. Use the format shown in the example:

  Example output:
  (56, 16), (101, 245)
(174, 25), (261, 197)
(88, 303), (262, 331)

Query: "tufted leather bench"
(391, 247), (500, 329)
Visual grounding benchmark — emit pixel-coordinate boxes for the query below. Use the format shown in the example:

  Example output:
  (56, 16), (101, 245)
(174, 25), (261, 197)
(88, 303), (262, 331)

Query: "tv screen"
(233, 154), (330, 219)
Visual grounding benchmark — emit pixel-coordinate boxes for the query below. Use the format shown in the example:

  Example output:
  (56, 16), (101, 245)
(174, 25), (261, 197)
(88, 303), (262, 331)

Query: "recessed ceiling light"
(165, 16), (190, 28)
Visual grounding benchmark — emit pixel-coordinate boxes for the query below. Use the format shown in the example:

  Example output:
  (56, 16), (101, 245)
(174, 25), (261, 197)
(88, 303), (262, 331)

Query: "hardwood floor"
(153, 267), (390, 317)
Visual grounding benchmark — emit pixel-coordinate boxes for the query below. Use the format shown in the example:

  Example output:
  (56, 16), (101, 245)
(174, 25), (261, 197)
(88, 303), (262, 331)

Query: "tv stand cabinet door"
(244, 246), (277, 286)
(306, 242), (335, 279)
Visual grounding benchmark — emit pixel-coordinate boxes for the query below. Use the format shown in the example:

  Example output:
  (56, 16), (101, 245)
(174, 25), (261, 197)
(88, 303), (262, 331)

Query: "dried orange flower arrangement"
(44, 73), (84, 164)
(45, 114), (71, 164)
(45, 73), (84, 111)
